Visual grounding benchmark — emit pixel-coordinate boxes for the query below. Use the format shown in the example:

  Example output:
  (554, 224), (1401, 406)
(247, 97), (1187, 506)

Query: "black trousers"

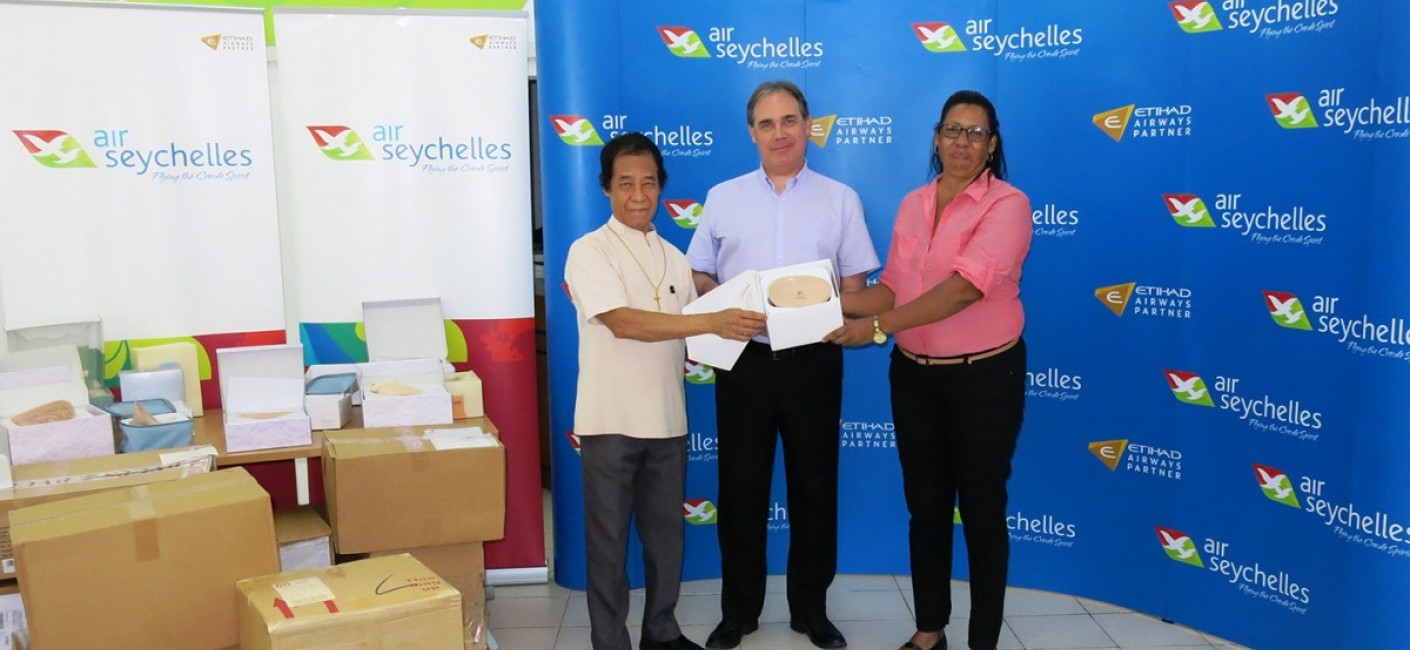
(890, 339), (1025, 650)
(714, 341), (842, 624)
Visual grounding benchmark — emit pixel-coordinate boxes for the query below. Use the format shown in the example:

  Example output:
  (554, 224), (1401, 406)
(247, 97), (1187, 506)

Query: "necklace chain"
(607, 223), (667, 311)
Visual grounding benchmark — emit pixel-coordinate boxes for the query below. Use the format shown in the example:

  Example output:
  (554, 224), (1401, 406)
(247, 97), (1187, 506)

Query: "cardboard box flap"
(238, 554), (459, 631)
(217, 345), (306, 413)
(324, 426), (501, 460)
(4, 445), (214, 497)
(362, 298), (448, 361)
(0, 345), (89, 415)
(10, 467), (266, 545)
(274, 506), (330, 544)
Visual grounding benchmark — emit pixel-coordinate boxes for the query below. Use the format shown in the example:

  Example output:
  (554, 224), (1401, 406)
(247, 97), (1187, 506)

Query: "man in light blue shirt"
(687, 80), (879, 650)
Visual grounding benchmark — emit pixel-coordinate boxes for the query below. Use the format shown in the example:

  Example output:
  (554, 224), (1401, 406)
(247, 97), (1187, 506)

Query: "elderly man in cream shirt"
(565, 132), (764, 650)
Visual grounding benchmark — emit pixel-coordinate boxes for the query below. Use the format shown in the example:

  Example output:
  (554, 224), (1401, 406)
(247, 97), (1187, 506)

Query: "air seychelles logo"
(1164, 369), (1324, 442)
(911, 22), (966, 52)
(1265, 291), (1410, 361)
(1169, 1), (1223, 33)
(307, 126), (375, 161)
(656, 25), (824, 70)
(566, 430), (582, 456)
(13, 130), (97, 168)
(1093, 102), (1193, 141)
(952, 17), (1084, 62)
(309, 123), (512, 175)
(687, 432), (717, 462)
(1008, 510), (1077, 548)
(1173, 1), (1339, 38)
(1163, 193), (1328, 246)
(1088, 439), (1183, 480)
(15, 128), (253, 180)
(1270, 88), (1410, 141)
(1031, 202), (1079, 238)
(1094, 282), (1193, 319)
(1158, 526), (1312, 612)
(683, 498), (718, 525)
(684, 359), (715, 384)
(664, 199), (703, 229)
(1027, 366), (1081, 401)
(1258, 464), (1410, 560)
(550, 115), (604, 146)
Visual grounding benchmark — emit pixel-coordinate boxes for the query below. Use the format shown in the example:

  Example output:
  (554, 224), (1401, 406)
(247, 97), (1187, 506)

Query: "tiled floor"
(486, 491), (1252, 650)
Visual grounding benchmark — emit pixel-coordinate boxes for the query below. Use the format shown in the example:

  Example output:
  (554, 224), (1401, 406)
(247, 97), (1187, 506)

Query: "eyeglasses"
(939, 123), (992, 144)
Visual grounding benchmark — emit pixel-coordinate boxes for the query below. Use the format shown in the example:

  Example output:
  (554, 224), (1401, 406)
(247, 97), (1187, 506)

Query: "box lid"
(305, 373), (357, 396)
(9, 466), (265, 545)
(274, 506), (331, 544)
(362, 298), (448, 361)
(237, 554), (460, 632)
(4, 319), (103, 353)
(217, 345), (306, 413)
(0, 345), (89, 416)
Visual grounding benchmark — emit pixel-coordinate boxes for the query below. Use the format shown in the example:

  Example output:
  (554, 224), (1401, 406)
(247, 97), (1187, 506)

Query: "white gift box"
(0, 346), (115, 472)
(682, 259), (843, 370)
(216, 345), (312, 453)
(356, 298), (453, 428)
(304, 371), (357, 431)
(306, 363), (363, 405)
(4, 318), (109, 406)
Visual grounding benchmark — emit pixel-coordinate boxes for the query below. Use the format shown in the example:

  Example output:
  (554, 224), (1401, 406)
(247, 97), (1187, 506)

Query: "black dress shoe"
(641, 634), (706, 650)
(790, 618), (847, 649)
(899, 634), (947, 650)
(704, 620), (757, 649)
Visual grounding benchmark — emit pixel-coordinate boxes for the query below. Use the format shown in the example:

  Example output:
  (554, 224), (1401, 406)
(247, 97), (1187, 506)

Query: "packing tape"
(127, 488), (160, 563)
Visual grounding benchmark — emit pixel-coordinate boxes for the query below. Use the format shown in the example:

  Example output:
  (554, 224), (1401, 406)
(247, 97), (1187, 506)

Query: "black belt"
(898, 338), (1020, 366)
(744, 340), (828, 361)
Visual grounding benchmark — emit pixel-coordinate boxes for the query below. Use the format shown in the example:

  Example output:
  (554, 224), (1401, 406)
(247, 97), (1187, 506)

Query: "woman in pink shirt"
(826, 90), (1032, 650)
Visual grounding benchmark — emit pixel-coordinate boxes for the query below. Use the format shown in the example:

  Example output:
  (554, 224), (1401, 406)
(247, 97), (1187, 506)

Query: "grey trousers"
(580, 434), (687, 650)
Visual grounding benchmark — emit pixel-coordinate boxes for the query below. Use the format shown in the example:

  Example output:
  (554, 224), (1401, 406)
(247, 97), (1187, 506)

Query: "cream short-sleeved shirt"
(565, 217), (699, 439)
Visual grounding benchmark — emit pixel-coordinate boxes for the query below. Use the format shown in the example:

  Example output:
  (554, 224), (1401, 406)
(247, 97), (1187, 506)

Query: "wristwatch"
(872, 315), (888, 345)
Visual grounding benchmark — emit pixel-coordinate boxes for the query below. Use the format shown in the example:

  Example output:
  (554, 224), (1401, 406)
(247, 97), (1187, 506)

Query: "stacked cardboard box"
(11, 467), (278, 649)
(323, 426), (504, 649)
(237, 554), (463, 649)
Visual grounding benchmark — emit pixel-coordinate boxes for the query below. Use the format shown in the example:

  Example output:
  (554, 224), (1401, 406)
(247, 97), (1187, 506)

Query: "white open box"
(217, 344), (313, 452)
(304, 371), (357, 431)
(4, 319), (110, 407)
(683, 259), (842, 370)
(357, 298), (453, 428)
(0, 345), (114, 473)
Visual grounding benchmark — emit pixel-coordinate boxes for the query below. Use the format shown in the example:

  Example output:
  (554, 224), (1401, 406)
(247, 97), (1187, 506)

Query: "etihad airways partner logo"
(1095, 282), (1193, 319)
(655, 25), (824, 70)
(12, 130), (97, 168)
(200, 33), (256, 52)
(1089, 439), (1183, 480)
(1093, 103), (1193, 141)
(808, 112), (894, 148)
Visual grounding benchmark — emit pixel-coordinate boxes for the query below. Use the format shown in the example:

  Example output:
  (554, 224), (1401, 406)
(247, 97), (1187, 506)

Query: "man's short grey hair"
(746, 80), (810, 125)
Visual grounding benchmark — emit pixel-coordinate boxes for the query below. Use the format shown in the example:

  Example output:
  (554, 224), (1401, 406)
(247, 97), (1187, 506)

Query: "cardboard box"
(237, 553), (462, 650)
(0, 345), (115, 469)
(323, 427), (505, 554)
(446, 371), (484, 420)
(11, 467), (278, 650)
(217, 345), (313, 452)
(0, 445), (217, 579)
(275, 506), (333, 572)
(358, 298), (454, 428)
(3, 319), (109, 409)
(370, 542), (486, 649)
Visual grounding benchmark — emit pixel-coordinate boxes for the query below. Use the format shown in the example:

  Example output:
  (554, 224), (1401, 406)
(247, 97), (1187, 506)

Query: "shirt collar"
(753, 162), (811, 194)
(608, 215), (656, 237)
(935, 169), (997, 203)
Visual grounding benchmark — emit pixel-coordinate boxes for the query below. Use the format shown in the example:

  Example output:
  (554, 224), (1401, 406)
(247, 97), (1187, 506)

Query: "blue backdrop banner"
(537, 2), (1407, 647)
